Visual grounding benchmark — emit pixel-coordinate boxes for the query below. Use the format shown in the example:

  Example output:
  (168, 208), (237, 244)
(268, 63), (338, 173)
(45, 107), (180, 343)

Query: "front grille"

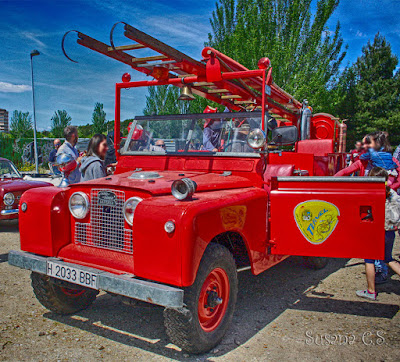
(74, 189), (133, 253)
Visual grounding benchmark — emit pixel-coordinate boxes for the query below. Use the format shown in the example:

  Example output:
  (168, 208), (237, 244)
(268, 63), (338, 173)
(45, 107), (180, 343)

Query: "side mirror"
(270, 125), (298, 145)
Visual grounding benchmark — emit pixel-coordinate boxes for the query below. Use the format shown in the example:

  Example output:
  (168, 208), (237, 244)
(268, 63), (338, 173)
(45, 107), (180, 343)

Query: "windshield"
(0, 160), (21, 178)
(120, 111), (262, 156)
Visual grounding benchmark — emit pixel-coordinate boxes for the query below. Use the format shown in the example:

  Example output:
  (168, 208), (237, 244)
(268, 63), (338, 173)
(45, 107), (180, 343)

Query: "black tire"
(302, 256), (329, 270)
(31, 272), (99, 315)
(164, 243), (238, 354)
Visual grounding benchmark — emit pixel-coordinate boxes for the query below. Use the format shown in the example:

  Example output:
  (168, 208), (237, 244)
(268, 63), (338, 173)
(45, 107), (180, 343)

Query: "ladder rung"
(234, 100), (256, 104)
(108, 44), (146, 51)
(193, 82), (214, 87)
(221, 95), (241, 99)
(208, 89), (229, 94)
(136, 60), (176, 68)
(132, 55), (168, 63)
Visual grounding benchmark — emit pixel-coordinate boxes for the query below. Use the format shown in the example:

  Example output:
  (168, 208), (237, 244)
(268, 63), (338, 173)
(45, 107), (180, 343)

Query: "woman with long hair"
(80, 134), (108, 182)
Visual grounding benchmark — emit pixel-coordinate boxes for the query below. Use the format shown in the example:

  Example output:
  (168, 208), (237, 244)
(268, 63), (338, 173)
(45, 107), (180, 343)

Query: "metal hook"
(109, 21), (129, 51)
(61, 30), (80, 63)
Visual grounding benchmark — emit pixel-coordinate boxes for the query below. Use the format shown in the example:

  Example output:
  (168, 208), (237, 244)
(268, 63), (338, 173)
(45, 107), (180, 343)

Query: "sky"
(0, 0), (399, 131)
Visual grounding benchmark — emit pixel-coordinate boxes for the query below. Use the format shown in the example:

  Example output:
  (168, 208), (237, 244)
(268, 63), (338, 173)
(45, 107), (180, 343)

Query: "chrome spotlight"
(171, 178), (197, 200)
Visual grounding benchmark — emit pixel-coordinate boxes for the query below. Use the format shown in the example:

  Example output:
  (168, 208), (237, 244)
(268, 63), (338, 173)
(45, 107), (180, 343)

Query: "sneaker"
(375, 273), (388, 284)
(356, 289), (377, 300)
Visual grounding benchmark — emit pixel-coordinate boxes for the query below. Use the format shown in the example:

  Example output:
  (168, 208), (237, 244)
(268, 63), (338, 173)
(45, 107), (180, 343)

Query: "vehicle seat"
(296, 139), (334, 157)
(263, 164), (294, 191)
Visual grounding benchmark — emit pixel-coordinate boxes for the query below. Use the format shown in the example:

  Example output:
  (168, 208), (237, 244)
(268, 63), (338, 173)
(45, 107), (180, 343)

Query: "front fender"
(181, 187), (268, 286)
(132, 188), (268, 287)
(19, 187), (71, 256)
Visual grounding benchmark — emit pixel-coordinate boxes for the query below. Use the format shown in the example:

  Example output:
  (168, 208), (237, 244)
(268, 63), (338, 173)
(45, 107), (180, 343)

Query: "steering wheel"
(222, 140), (249, 152)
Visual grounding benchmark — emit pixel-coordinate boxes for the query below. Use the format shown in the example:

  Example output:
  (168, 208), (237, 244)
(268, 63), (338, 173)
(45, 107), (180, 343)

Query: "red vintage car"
(8, 24), (386, 354)
(0, 157), (52, 220)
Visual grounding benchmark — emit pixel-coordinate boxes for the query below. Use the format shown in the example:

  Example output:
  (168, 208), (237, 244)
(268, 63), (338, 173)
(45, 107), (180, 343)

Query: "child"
(360, 132), (398, 175)
(356, 167), (400, 300)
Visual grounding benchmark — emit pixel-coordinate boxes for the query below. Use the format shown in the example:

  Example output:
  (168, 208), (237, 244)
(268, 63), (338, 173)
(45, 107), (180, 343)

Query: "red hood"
(73, 171), (253, 195)
(0, 178), (52, 195)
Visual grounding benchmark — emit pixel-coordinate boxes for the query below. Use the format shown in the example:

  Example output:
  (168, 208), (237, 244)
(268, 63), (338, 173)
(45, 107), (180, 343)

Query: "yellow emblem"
(220, 206), (247, 230)
(294, 200), (340, 244)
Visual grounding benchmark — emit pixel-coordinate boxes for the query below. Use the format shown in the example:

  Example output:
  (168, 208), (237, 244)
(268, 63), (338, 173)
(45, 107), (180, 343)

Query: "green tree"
(9, 111), (33, 138)
(92, 102), (107, 134)
(143, 0), (346, 116)
(78, 123), (93, 138)
(335, 33), (400, 146)
(50, 110), (71, 137)
(207, 0), (346, 110)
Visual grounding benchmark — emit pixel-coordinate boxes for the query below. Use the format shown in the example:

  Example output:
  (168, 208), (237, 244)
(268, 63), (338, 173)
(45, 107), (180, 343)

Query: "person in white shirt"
(57, 126), (82, 184)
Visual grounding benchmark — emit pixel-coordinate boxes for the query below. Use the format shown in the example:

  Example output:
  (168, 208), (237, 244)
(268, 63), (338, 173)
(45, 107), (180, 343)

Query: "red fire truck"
(9, 23), (385, 354)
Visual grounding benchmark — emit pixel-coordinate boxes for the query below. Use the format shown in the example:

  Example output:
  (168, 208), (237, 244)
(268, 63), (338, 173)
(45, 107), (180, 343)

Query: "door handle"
(361, 209), (373, 221)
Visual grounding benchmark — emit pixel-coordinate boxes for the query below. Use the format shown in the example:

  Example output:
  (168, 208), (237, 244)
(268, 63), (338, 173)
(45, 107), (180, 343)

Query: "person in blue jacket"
(360, 132), (397, 174)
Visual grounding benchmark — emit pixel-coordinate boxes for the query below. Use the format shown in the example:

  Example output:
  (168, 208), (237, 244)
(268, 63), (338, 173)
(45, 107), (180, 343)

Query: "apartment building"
(0, 109), (9, 132)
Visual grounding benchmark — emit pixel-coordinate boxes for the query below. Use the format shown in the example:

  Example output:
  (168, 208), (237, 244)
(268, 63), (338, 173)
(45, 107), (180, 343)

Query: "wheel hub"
(206, 290), (223, 308)
(198, 267), (230, 332)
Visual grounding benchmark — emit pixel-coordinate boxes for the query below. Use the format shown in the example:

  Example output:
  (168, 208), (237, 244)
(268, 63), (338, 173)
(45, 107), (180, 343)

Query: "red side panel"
(269, 177), (385, 260)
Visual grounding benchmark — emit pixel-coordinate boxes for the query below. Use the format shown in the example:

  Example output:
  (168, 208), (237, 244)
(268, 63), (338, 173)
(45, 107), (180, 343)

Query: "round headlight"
(3, 192), (15, 206)
(171, 178), (197, 201)
(68, 192), (89, 219)
(247, 128), (266, 149)
(123, 197), (143, 226)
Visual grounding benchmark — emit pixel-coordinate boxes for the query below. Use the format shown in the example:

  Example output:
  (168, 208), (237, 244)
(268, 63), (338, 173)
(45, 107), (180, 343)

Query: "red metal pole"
(261, 70), (266, 131)
(115, 70), (265, 90)
(114, 85), (121, 161)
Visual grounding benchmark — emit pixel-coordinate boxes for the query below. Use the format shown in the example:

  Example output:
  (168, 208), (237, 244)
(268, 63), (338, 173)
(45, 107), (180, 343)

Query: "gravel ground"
(1, 219), (399, 361)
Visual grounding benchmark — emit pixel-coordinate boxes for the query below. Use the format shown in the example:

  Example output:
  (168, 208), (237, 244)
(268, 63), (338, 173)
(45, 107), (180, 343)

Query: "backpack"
(385, 189), (400, 230)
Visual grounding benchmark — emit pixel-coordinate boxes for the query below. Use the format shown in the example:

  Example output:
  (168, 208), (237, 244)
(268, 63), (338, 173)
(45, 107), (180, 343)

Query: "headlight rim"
(3, 192), (15, 206)
(68, 191), (90, 219)
(123, 196), (143, 226)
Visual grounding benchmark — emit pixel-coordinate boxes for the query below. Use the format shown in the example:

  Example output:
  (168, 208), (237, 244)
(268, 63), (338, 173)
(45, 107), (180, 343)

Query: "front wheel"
(31, 272), (99, 315)
(164, 243), (238, 354)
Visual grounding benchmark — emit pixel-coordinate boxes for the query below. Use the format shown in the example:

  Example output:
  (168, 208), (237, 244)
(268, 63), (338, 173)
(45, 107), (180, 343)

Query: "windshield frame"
(0, 160), (22, 178)
(120, 111), (263, 158)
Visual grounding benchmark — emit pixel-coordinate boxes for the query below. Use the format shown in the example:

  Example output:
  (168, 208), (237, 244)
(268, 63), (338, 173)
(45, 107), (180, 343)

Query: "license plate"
(47, 261), (98, 289)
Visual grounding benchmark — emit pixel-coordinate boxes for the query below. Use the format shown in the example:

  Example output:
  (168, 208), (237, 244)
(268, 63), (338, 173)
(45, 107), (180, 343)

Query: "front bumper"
(1, 208), (19, 216)
(8, 250), (184, 308)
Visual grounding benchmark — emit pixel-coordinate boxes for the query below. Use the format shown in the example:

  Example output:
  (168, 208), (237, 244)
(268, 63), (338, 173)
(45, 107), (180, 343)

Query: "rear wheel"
(164, 243), (238, 354)
(302, 256), (329, 270)
(31, 272), (98, 315)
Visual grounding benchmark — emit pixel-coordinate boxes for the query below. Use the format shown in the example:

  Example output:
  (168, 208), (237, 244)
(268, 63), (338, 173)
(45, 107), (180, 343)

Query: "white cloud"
(355, 30), (366, 38)
(0, 81), (31, 93)
(20, 31), (46, 48)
